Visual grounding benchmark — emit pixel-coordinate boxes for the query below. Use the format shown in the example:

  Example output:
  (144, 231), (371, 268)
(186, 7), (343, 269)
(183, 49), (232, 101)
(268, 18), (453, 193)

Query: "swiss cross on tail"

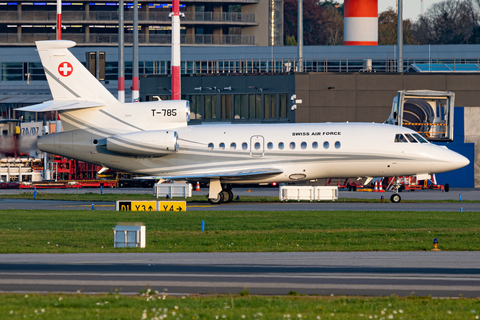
(58, 62), (73, 77)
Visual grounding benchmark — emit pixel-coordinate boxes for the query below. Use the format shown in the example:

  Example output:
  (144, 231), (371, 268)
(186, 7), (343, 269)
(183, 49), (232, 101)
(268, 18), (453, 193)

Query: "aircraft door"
(250, 135), (265, 157)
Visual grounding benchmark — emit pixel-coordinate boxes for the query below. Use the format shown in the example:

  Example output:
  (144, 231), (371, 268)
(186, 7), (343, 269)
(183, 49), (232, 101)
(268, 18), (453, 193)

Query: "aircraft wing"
(16, 100), (105, 112)
(143, 168), (283, 181)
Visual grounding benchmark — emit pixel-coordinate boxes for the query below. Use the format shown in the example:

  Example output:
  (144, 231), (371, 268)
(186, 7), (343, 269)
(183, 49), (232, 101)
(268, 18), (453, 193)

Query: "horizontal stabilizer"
(16, 100), (105, 112)
(142, 168), (283, 181)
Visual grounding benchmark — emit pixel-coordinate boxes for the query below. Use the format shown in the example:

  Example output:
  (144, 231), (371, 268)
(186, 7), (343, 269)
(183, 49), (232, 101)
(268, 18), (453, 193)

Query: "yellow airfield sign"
(117, 201), (157, 211)
(159, 201), (187, 211)
(116, 200), (186, 211)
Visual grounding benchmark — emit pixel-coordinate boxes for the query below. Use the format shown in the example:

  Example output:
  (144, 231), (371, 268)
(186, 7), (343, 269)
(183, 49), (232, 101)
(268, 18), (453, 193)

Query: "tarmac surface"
(1, 198), (479, 211)
(0, 252), (479, 297)
(2, 187), (480, 201)
(1, 188), (479, 211)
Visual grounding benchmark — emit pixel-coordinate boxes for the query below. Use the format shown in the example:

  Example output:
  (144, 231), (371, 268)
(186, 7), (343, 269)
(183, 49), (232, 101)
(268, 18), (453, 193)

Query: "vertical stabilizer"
(36, 40), (117, 104)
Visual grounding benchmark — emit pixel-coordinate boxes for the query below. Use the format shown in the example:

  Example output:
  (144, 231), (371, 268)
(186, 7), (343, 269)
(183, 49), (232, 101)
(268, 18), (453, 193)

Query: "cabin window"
(254, 142), (261, 150)
(312, 142), (318, 149)
(208, 143), (214, 150)
(289, 142), (296, 150)
(301, 142), (307, 149)
(242, 142), (248, 150)
(278, 142), (284, 150)
(413, 133), (429, 143)
(230, 142), (236, 150)
(405, 134), (418, 143)
(267, 142), (273, 150)
(219, 142), (225, 150)
(335, 141), (341, 149)
(323, 141), (329, 149)
(394, 134), (408, 143)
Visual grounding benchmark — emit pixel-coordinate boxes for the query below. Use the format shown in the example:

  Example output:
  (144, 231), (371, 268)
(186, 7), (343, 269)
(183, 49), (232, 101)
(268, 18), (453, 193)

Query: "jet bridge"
(385, 90), (455, 142)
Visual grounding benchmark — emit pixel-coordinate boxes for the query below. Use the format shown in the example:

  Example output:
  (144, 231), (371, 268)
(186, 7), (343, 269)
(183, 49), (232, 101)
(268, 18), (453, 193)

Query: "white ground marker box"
(154, 183), (192, 198)
(114, 224), (146, 248)
(279, 186), (316, 201)
(279, 186), (338, 201)
(314, 186), (338, 201)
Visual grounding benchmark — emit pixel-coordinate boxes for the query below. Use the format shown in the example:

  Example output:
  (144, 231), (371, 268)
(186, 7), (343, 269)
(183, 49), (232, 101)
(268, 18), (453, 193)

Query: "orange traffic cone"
(195, 181), (201, 191)
(379, 180), (384, 192)
(374, 181), (378, 192)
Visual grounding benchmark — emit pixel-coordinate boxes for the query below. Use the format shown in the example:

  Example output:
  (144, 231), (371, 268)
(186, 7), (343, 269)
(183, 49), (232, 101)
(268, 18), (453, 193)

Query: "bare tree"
(378, 7), (417, 45)
(413, 0), (478, 44)
(284, 0), (343, 45)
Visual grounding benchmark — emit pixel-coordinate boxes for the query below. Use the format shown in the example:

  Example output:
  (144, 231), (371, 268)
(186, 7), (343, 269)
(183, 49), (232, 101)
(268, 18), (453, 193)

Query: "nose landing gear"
(389, 177), (402, 203)
(390, 193), (401, 203)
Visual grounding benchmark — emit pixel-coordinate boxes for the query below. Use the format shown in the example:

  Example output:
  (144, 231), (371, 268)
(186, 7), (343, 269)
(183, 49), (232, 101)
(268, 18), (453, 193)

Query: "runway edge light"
(432, 238), (441, 251)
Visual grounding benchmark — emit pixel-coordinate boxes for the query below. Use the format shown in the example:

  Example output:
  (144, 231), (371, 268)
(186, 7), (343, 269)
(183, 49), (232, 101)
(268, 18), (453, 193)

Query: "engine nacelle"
(107, 130), (178, 156)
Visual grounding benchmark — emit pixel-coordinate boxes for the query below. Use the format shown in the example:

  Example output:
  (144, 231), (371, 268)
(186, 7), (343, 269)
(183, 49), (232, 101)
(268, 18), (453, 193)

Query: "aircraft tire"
(444, 183), (450, 192)
(221, 190), (233, 203)
(390, 194), (401, 203)
(208, 192), (224, 205)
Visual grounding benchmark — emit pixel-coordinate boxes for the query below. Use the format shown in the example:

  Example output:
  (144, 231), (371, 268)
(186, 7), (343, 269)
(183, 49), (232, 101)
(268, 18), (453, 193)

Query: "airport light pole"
(170, 0), (181, 100)
(397, 0), (403, 73)
(118, 0), (125, 102)
(132, 0), (139, 102)
(297, 0), (303, 72)
(56, 0), (61, 40)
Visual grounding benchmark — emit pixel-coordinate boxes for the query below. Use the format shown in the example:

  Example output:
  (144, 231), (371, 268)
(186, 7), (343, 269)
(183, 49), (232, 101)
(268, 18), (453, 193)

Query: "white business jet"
(18, 40), (469, 204)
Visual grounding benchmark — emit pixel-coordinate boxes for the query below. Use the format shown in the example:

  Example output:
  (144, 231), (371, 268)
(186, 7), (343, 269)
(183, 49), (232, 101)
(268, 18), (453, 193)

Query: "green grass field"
(1, 293), (479, 320)
(0, 191), (478, 203)
(0, 209), (478, 253)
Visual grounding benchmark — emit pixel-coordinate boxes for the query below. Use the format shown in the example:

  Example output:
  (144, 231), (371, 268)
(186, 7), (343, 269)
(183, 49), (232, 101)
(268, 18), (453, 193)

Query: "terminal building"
(0, 0), (283, 46)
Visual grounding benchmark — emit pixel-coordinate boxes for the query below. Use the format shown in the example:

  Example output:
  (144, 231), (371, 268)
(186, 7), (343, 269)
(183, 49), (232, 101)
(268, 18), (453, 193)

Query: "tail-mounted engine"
(107, 130), (179, 156)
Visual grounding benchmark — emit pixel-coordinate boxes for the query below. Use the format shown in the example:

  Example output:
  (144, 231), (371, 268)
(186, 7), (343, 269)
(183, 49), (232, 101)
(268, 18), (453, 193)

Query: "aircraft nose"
(430, 146), (470, 173)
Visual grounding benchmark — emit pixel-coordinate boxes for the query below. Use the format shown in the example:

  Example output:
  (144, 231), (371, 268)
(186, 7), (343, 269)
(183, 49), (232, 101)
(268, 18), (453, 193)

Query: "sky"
(337, 0), (444, 22)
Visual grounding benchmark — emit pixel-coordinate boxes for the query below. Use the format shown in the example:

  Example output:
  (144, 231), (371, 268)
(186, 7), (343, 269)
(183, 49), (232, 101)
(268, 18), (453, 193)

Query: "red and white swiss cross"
(58, 62), (73, 77)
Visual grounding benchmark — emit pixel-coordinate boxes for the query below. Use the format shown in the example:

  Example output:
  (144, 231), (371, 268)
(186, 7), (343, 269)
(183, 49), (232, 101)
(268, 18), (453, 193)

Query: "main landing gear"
(389, 177), (402, 203)
(207, 179), (234, 205)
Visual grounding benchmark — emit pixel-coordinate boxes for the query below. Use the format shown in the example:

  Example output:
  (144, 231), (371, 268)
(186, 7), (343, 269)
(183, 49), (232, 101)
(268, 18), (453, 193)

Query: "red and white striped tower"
(56, 0), (62, 40)
(171, 0), (181, 100)
(344, 0), (378, 46)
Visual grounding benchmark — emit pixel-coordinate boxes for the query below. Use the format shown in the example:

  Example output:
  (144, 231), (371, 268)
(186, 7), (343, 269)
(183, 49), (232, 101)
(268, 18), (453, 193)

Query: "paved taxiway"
(2, 187), (480, 200)
(1, 198), (479, 211)
(0, 252), (479, 297)
(1, 188), (479, 211)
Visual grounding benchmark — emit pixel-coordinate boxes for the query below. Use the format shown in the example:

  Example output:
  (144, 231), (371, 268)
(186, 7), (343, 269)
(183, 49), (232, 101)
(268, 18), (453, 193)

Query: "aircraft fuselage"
(38, 122), (468, 184)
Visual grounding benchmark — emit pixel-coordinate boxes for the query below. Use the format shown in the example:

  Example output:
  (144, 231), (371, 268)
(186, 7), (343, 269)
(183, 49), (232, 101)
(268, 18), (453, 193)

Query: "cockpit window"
(404, 134), (418, 143)
(394, 134), (408, 143)
(413, 133), (429, 143)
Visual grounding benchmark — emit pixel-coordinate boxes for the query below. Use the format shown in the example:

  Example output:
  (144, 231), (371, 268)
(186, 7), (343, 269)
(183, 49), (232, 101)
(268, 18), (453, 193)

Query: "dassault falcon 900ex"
(18, 40), (469, 204)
